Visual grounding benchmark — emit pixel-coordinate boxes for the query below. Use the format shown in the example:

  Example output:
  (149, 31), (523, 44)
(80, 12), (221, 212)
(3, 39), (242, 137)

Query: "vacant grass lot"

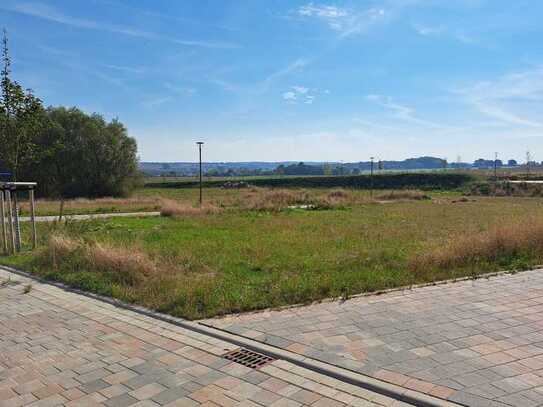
(21, 187), (451, 216)
(3, 188), (543, 320)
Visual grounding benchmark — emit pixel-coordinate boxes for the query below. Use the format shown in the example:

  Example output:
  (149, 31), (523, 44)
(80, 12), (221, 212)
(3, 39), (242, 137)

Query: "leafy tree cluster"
(276, 162), (324, 176)
(0, 30), (140, 198)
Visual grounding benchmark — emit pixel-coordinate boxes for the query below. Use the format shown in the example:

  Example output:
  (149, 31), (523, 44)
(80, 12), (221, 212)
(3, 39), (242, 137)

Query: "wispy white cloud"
(412, 23), (482, 46)
(282, 91), (297, 103)
(141, 96), (173, 108)
(292, 86), (309, 94)
(5, 2), (240, 49)
(366, 94), (445, 128)
(298, 3), (348, 30)
(208, 59), (309, 98)
(296, 3), (389, 38)
(102, 64), (146, 74)
(208, 78), (241, 93)
(412, 23), (445, 36)
(164, 83), (197, 96)
(304, 95), (316, 104)
(38, 45), (76, 57)
(283, 86), (321, 104)
(262, 58), (309, 89)
(99, 0), (241, 32)
(455, 67), (543, 128)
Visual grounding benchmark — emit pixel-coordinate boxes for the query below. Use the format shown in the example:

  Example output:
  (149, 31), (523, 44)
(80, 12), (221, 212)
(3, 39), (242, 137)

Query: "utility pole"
(494, 152), (498, 180)
(370, 157), (375, 199)
(526, 150), (532, 177)
(196, 142), (204, 205)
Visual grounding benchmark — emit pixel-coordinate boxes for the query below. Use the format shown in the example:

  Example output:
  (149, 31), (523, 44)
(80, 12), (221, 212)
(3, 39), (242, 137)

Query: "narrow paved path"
(0, 268), (406, 407)
(19, 211), (160, 223)
(204, 269), (543, 407)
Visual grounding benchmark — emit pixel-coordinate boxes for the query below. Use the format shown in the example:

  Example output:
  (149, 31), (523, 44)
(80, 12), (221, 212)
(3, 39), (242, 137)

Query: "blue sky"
(1, 0), (542, 162)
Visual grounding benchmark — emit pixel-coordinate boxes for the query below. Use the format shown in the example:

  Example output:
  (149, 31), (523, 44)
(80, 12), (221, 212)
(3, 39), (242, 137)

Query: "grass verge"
(2, 193), (542, 320)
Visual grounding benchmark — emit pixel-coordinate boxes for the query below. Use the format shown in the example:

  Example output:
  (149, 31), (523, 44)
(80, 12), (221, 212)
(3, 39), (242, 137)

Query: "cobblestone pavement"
(0, 269), (405, 407)
(204, 270), (543, 407)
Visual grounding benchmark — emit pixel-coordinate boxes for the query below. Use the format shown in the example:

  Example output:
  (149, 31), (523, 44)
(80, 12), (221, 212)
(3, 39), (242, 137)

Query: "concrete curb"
(206, 267), (542, 323)
(0, 264), (464, 407)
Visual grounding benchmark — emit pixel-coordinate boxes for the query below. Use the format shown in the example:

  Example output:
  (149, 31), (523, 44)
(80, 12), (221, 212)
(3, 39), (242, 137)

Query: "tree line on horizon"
(143, 156), (541, 178)
(0, 30), (139, 199)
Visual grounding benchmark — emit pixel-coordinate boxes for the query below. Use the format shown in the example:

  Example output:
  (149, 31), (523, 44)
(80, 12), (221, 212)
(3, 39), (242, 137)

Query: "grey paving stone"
(150, 386), (190, 404)
(204, 269), (543, 406)
(104, 393), (139, 407)
(80, 379), (110, 394)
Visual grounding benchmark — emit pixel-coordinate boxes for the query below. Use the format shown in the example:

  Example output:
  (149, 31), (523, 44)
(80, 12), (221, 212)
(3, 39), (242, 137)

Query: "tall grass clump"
(376, 190), (431, 201)
(244, 189), (312, 211)
(42, 234), (156, 286)
(469, 182), (543, 197)
(243, 188), (352, 211)
(409, 219), (543, 273)
(160, 199), (222, 217)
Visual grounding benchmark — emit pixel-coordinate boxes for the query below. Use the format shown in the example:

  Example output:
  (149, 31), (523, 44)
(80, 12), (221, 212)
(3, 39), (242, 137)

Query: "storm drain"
(223, 348), (275, 369)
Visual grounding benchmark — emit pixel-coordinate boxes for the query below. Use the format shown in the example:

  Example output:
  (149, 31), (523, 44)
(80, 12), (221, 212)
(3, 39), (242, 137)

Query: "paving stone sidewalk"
(0, 269), (405, 407)
(204, 270), (543, 407)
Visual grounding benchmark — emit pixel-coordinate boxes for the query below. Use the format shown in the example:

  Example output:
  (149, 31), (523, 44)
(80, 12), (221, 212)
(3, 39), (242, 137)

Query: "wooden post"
(0, 190), (6, 255)
(13, 193), (21, 252)
(5, 190), (15, 254)
(29, 188), (37, 249)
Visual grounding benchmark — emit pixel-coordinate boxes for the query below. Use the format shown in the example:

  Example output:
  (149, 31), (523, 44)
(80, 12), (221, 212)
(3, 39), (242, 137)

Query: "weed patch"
(160, 199), (223, 217)
(376, 190), (431, 201)
(409, 220), (543, 273)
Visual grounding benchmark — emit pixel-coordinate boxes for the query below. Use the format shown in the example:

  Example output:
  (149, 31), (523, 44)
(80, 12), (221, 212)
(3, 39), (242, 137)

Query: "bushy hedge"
(147, 172), (475, 190)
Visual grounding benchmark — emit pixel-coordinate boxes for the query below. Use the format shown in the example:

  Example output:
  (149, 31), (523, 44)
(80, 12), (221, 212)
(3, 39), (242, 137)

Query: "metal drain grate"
(223, 348), (275, 369)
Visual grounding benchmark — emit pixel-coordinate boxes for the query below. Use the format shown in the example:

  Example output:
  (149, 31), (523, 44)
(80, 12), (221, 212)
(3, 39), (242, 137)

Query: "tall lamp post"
(196, 142), (204, 205)
(494, 152), (498, 181)
(370, 157), (375, 199)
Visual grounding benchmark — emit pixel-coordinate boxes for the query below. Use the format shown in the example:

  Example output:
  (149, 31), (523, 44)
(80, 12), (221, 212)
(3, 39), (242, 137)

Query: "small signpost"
(0, 182), (38, 255)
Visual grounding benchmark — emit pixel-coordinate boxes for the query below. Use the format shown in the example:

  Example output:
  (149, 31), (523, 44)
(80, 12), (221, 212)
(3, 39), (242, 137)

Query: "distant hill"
(141, 155), (533, 177)
(139, 156), (455, 177)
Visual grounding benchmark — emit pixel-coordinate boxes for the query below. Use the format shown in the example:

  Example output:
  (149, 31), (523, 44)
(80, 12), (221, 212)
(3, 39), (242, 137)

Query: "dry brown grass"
(160, 199), (223, 217)
(244, 189), (313, 211)
(327, 189), (350, 199)
(376, 190), (431, 201)
(87, 243), (156, 285)
(43, 234), (157, 285)
(240, 188), (354, 211)
(410, 219), (543, 271)
(469, 182), (543, 197)
(47, 234), (80, 268)
(321, 189), (352, 206)
(19, 197), (160, 216)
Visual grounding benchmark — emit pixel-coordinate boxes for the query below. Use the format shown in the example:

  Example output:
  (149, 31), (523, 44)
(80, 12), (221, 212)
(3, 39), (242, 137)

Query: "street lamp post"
(196, 142), (204, 205)
(370, 157), (375, 199)
(494, 152), (498, 180)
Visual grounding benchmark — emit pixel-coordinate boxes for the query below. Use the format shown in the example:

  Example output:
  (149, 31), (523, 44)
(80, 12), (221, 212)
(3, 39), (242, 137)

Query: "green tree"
(31, 107), (140, 199)
(0, 29), (45, 180)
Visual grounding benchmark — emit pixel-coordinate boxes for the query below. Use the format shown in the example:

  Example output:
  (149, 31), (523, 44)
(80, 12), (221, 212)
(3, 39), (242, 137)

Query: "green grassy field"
(18, 186), (440, 217)
(3, 187), (543, 319)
